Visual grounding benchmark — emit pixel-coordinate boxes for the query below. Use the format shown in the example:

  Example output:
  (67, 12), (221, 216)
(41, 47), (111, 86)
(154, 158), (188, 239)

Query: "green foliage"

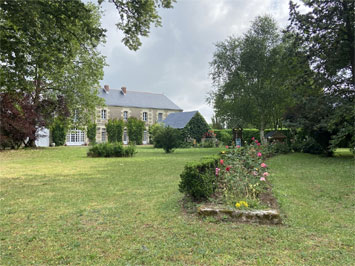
(218, 130), (232, 145)
(269, 142), (291, 154)
(288, 1), (354, 154)
(107, 0), (176, 51)
(87, 142), (136, 157)
(0, 1), (106, 128)
(154, 126), (181, 153)
(87, 122), (97, 145)
(289, 0), (354, 89)
(0, 0), (174, 146)
(50, 118), (68, 146)
(209, 16), (294, 142)
(179, 156), (220, 200)
(200, 139), (215, 148)
(149, 123), (164, 147)
(214, 129), (233, 145)
(284, 95), (334, 156)
(126, 117), (145, 145)
(106, 119), (124, 143)
(184, 112), (210, 142)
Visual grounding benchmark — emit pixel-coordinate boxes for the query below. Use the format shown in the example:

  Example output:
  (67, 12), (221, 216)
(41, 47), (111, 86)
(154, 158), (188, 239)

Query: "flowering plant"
(215, 137), (271, 207)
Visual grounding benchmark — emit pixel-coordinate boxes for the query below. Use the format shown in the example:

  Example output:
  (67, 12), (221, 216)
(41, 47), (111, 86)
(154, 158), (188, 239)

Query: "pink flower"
(220, 159), (224, 165)
(225, 145), (229, 149)
(252, 171), (258, 176)
(263, 172), (269, 177)
(215, 168), (220, 176)
(260, 177), (266, 181)
(257, 152), (262, 157)
(261, 163), (267, 168)
(257, 142), (261, 146)
(251, 137), (255, 140)
(226, 166), (231, 172)
(255, 140), (258, 143)
(236, 145), (240, 148)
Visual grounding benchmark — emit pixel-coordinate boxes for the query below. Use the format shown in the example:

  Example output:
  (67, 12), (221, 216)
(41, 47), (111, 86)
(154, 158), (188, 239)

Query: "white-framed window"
(143, 112), (148, 121)
(101, 109), (107, 120)
(158, 113), (163, 122)
(101, 128), (106, 142)
(123, 111), (128, 121)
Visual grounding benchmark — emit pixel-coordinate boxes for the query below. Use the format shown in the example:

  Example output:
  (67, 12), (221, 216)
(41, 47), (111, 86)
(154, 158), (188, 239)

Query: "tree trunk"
(259, 120), (266, 145)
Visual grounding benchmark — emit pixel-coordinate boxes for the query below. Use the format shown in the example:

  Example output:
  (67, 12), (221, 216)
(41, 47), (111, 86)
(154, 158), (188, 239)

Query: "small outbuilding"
(265, 131), (287, 143)
(163, 111), (210, 142)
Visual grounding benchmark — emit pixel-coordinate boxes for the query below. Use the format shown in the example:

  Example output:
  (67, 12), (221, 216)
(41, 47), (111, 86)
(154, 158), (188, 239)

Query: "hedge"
(87, 142), (136, 157)
(179, 155), (220, 200)
(214, 128), (292, 145)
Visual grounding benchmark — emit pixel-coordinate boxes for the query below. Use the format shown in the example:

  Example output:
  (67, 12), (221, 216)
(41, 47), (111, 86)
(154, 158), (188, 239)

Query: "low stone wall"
(197, 206), (282, 225)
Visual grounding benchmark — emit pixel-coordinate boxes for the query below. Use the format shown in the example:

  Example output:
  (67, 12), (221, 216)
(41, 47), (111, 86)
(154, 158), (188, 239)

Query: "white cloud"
(97, 0), (292, 123)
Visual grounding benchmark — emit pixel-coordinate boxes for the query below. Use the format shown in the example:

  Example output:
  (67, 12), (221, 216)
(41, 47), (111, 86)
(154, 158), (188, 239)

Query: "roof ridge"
(107, 88), (164, 95)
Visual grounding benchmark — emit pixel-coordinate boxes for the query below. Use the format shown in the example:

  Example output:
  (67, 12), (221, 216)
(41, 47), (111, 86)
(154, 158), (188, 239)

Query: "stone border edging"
(197, 206), (282, 225)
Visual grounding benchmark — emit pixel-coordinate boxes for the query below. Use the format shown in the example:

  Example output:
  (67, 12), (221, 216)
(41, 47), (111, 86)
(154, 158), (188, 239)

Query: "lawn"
(0, 146), (354, 265)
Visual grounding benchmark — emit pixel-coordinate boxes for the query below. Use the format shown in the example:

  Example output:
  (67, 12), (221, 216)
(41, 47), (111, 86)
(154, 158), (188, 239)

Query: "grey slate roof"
(98, 88), (182, 111)
(163, 111), (198, 129)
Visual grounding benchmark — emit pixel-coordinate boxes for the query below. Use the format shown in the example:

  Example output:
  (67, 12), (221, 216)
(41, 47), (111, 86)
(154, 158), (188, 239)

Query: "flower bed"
(180, 138), (283, 224)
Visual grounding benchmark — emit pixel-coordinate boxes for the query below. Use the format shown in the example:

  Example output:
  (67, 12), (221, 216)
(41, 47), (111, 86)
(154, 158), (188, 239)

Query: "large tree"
(0, 0), (175, 147)
(289, 0), (354, 92)
(288, 0), (354, 151)
(209, 16), (292, 143)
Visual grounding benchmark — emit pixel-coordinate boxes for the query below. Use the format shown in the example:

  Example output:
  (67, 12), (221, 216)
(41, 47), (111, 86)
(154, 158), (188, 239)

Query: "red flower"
(257, 142), (261, 146)
(226, 166), (231, 171)
(220, 159), (224, 165)
(251, 137), (255, 140)
(225, 145), (229, 149)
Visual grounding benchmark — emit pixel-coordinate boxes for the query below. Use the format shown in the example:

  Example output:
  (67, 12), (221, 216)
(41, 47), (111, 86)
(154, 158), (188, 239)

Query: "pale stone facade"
(65, 86), (182, 145)
(95, 105), (180, 144)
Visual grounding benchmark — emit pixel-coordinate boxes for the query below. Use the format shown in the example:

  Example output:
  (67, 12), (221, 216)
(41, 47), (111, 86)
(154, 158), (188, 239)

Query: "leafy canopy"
(209, 15), (293, 143)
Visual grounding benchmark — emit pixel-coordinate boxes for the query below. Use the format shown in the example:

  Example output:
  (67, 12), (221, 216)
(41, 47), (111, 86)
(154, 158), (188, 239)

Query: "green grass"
(0, 146), (354, 265)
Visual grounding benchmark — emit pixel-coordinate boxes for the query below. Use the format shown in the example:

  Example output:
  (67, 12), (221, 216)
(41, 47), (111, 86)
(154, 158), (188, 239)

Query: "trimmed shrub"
(269, 141), (291, 154)
(106, 119), (124, 143)
(179, 156), (220, 200)
(201, 138), (215, 148)
(87, 142), (136, 157)
(149, 123), (164, 147)
(127, 117), (145, 144)
(50, 118), (68, 146)
(214, 129), (233, 145)
(154, 126), (181, 153)
(87, 122), (97, 144)
(184, 112), (210, 143)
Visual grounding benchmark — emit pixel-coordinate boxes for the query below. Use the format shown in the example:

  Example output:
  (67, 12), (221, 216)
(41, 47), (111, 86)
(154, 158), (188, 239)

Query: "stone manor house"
(65, 85), (183, 145)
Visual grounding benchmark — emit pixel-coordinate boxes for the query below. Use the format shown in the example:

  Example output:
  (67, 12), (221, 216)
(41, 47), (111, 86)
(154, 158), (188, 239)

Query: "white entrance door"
(143, 130), (148, 145)
(66, 129), (85, 146)
(123, 130), (128, 144)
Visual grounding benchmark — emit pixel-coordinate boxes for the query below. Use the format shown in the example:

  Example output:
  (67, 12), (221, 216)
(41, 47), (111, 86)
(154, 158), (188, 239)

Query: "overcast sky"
(97, 0), (295, 123)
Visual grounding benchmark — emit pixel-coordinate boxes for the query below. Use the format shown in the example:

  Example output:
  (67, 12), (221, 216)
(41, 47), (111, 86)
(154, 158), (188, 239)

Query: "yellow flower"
(235, 202), (241, 208)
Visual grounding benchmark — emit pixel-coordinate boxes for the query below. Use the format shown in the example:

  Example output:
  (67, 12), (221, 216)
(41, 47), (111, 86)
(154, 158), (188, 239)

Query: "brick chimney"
(104, 84), (110, 93)
(121, 86), (127, 95)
